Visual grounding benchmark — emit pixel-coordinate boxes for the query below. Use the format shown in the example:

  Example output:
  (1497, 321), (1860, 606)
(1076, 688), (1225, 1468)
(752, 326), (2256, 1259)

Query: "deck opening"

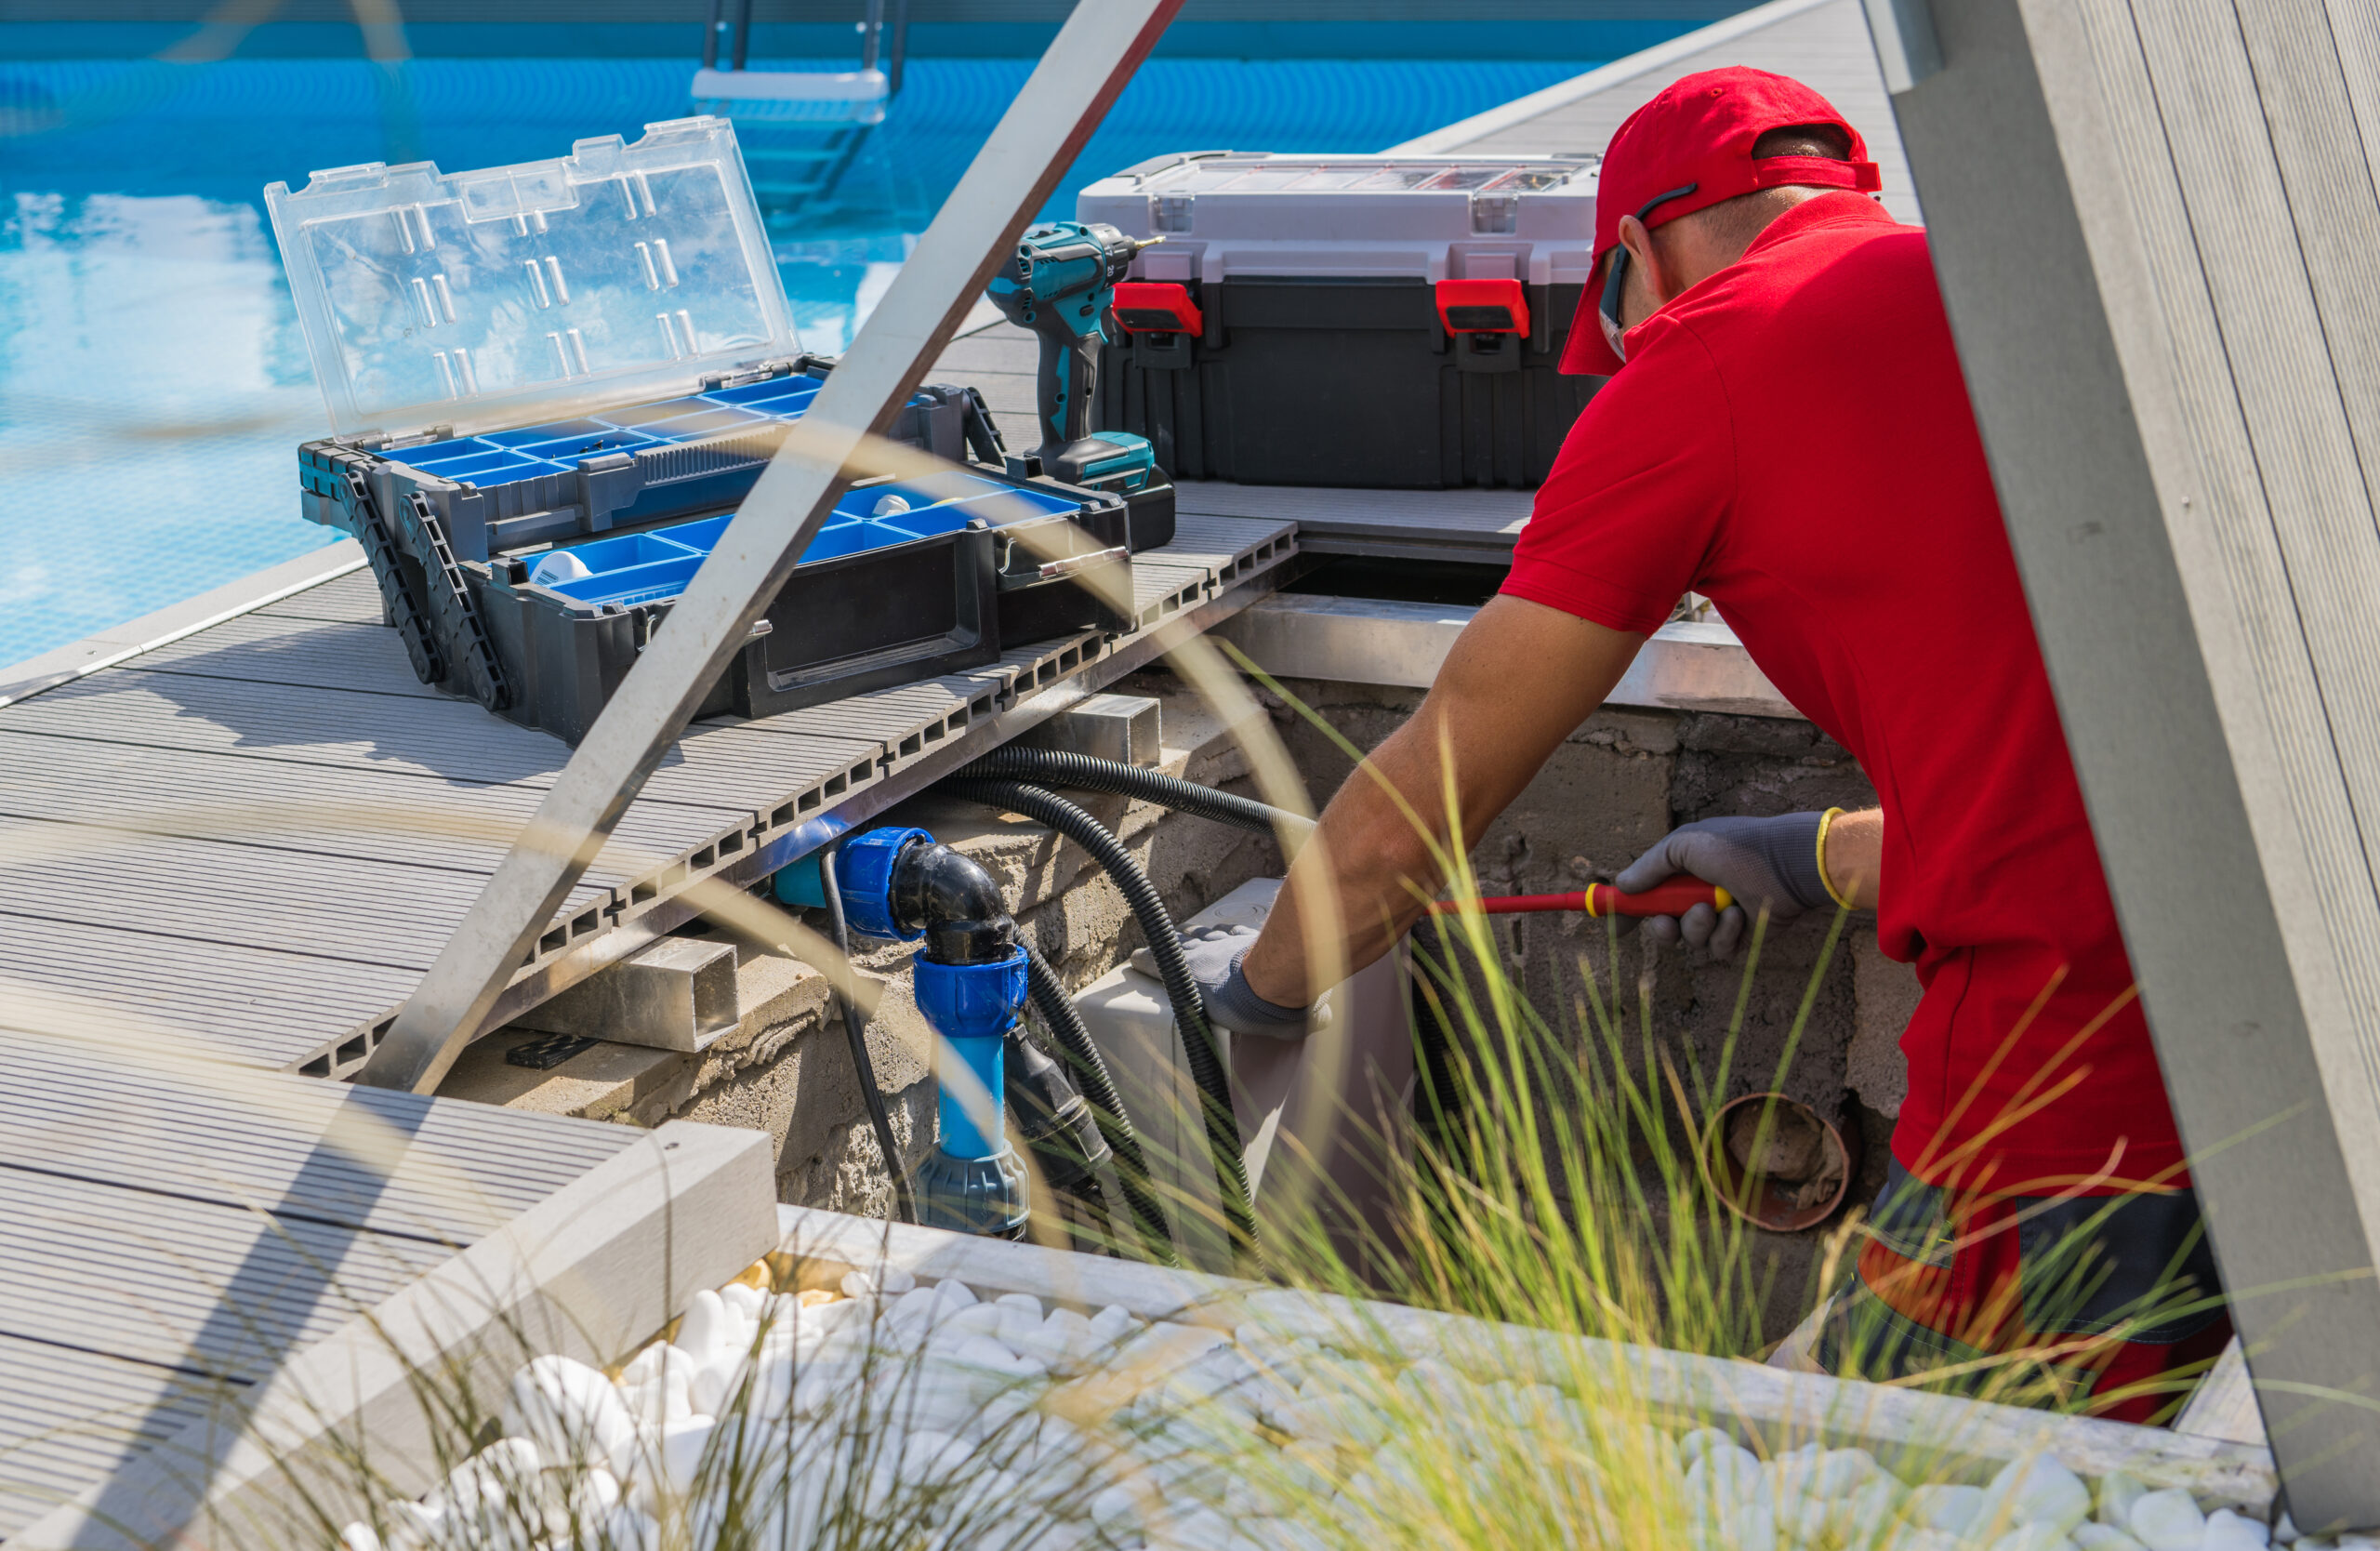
(691, 844), (716, 869)
(539, 927), (567, 954)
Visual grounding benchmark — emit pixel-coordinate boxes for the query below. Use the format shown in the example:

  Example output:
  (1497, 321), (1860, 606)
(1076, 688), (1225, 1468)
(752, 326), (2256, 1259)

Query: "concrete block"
(1017, 690), (1162, 765)
(510, 934), (740, 1052)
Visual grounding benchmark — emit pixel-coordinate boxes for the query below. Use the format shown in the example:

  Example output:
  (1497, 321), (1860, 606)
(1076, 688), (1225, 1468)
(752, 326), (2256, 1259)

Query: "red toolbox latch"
(1113, 282), (1205, 335)
(1435, 278), (1528, 335)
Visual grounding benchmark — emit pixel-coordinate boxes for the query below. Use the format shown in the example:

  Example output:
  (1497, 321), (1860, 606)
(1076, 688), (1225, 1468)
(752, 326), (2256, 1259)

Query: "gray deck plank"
(1173, 480), (1530, 553)
(0, 729), (748, 891)
(0, 1167), (450, 1380)
(255, 568), (384, 625)
(0, 819), (615, 969)
(0, 1031), (632, 1240)
(133, 614), (447, 701)
(0, 670), (883, 822)
(0, 1334), (238, 1540)
(0, 916), (422, 1067)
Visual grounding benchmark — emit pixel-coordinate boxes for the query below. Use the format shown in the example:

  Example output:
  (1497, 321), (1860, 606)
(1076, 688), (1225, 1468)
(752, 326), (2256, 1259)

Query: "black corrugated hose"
(1020, 940), (1179, 1267)
(940, 776), (1264, 1273)
(959, 746), (1312, 843)
(821, 842), (917, 1226)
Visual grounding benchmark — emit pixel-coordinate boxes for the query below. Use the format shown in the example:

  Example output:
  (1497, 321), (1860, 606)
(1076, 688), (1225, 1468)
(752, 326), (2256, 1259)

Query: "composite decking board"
(1172, 481), (1533, 548)
(0, 671), (887, 822)
(132, 614), (456, 701)
(0, 917), (423, 1062)
(929, 333), (1042, 377)
(254, 567), (387, 625)
(0, 819), (615, 969)
(0, 1333), (238, 1539)
(0, 1032), (634, 1238)
(0, 1167), (450, 1380)
(0, 729), (750, 891)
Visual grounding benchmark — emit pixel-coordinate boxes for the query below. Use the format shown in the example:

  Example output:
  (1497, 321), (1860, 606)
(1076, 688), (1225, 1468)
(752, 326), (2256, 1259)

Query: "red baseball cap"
(1559, 66), (1881, 375)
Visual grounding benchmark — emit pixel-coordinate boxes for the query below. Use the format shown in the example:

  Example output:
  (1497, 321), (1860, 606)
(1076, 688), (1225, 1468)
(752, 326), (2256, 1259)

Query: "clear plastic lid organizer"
(1076, 152), (1600, 285)
(267, 116), (797, 441)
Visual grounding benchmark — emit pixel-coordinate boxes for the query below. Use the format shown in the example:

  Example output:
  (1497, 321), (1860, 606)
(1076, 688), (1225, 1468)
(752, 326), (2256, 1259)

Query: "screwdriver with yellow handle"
(1423, 876), (1731, 919)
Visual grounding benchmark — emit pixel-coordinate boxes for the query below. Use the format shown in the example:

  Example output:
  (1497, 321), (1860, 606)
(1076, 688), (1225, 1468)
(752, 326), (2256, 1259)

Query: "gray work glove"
(1614, 812), (1834, 961)
(1177, 921), (1312, 1040)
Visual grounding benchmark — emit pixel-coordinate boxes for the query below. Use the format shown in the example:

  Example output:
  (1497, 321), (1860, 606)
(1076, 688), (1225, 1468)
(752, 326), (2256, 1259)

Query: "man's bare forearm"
(1240, 596), (1646, 1007)
(1823, 806), (1884, 910)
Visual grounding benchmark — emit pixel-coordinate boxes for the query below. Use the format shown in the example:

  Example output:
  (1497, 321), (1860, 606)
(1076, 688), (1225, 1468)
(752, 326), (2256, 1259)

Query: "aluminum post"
(1879, 0), (2380, 1526)
(358, 0), (1184, 1097)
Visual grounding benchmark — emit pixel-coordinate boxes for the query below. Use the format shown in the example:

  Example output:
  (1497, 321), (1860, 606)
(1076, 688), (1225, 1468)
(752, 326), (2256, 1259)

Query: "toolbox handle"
(998, 544), (1130, 590)
(1435, 277), (1529, 336)
(1113, 282), (1204, 336)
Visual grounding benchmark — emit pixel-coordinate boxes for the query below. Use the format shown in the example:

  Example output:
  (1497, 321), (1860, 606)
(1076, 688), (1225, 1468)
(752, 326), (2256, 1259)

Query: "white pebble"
(502, 1355), (634, 1466)
(1906, 1483), (1987, 1534)
(2129, 1488), (2207, 1551)
(677, 1289), (733, 1366)
(1089, 1303), (1139, 1343)
(602, 1504), (662, 1551)
(1989, 1525), (2079, 1551)
(1982, 1453), (2093, 1534)
(337, 1524), (379, 1551)
(934, 1278), (980, 1308)
(1676, 1425), (1734, 1466)
(2275, 1514), (2301, 1546)
(719, 1280), (764, 1318)
(2101, 1473), (2151, 1528)
(2204, 1509), (2271, 1551)
(654, 1414), (716, 1494)
(2074, 1526), (2148, 1551)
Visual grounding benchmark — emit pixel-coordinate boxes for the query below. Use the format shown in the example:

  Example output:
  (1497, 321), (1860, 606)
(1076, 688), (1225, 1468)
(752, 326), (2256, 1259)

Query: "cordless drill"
(985, 220), (1158, 492)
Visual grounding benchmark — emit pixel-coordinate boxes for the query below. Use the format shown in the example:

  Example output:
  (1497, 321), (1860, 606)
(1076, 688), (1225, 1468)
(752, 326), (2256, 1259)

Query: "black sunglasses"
(1596, 181), (1700, 359)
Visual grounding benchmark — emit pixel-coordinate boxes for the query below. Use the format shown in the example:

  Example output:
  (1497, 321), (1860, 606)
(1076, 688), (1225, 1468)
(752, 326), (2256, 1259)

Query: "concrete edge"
(12, 1118), (777, 1551)
(1380, 0), (1843, 153)
(1210, 593), (1800, 718)
(0, 539), (367, 709)
(771, 1204), (2277, 1512)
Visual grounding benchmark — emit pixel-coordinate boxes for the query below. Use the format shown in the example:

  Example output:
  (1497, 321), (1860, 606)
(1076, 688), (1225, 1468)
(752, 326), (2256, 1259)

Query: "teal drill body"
(985, 220), (1157, 491)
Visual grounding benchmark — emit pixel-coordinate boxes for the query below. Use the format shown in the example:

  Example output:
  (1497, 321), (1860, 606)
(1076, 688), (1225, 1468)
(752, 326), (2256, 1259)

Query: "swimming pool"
(0, 49), (1620, 671)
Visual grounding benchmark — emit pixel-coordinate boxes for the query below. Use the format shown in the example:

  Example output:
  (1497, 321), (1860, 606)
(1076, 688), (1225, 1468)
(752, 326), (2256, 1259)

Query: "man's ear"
(1616, 212), (1672, 320)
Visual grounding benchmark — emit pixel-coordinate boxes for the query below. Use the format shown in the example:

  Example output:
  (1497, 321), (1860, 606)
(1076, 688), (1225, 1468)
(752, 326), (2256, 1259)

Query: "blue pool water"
(0, 50), (1627, 670)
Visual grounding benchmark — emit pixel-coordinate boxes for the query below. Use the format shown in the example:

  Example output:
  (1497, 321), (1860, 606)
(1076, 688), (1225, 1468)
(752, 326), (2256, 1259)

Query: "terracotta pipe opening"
(1704, 1092), (1860, 1231)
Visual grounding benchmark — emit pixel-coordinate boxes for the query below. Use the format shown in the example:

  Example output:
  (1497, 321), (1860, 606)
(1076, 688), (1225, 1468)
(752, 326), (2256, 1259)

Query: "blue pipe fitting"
(915, 948), (1027, 1157)
(784, 826), (932, 940)
(914, 947), (1031, 1237)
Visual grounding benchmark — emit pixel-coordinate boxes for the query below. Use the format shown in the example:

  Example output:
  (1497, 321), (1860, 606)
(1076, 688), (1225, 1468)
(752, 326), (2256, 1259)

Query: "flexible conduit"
(941, 776), (1264, 1272)
(822, 843), (917, 1226)
(959, 746), (1311, 842)
(1021, 940), (1178, 1266)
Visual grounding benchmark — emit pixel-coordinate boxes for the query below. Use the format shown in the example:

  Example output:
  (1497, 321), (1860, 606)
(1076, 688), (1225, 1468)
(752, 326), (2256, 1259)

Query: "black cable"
(1022, 940), (1178, 1266)
(821, 842), (916, 1226)
(941, 776), (1263, 1272)
(958, 746), (1313, 843)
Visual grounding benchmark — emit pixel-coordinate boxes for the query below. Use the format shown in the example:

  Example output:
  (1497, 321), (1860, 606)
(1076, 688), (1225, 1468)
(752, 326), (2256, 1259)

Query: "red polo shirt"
(1503, 192), (2180, 1193)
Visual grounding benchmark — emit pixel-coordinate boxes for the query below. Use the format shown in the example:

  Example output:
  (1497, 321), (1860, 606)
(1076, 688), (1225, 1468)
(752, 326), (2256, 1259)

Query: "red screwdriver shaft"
(1423, 876), (1732, 919)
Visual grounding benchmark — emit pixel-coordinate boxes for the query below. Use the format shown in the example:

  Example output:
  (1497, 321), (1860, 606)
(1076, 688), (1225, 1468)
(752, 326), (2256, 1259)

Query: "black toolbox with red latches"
(1078, 152), (1602, 490)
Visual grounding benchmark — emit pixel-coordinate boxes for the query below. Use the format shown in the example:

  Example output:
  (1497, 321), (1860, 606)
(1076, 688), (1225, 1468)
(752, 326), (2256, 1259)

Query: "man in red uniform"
(1196, 67), (2229, 1416)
